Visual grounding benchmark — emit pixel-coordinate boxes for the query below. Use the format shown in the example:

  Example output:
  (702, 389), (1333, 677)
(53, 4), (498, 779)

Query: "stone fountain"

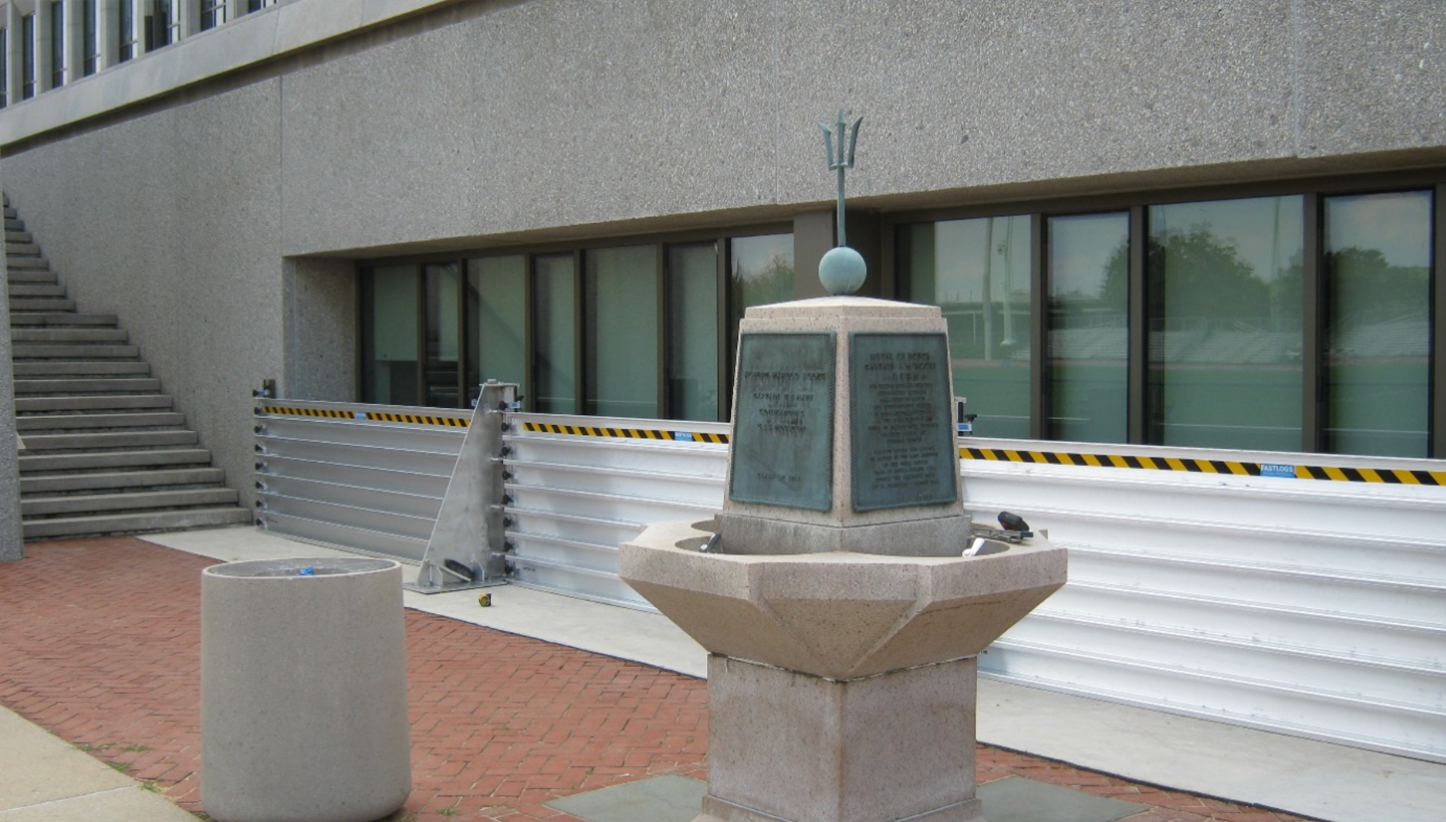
(618, 113), (1067, 822)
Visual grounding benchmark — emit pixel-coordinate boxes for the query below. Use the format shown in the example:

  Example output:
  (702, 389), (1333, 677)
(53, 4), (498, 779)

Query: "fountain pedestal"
(619, 294), (1066, 822)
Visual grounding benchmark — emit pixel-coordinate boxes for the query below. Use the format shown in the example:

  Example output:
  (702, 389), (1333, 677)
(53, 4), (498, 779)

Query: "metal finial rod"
(819, 109), (862, 248)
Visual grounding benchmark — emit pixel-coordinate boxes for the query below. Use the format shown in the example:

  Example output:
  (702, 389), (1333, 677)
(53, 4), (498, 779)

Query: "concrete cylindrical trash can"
(201, 558), (411, 822)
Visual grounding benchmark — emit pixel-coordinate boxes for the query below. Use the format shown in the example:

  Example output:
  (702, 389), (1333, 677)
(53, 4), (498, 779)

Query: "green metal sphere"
(819, 246), (866, 295)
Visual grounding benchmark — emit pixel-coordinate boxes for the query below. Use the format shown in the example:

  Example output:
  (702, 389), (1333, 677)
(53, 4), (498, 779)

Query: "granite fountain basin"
(619, 519), (1066, 681)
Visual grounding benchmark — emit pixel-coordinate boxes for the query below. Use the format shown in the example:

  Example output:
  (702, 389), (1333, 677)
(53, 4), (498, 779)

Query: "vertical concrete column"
(0, 186), (23, 561)
(63, 0), (81, 82)
(97, 0), (119, 68)
(34, 0), (55, 91)
(2, 4), (21, 105)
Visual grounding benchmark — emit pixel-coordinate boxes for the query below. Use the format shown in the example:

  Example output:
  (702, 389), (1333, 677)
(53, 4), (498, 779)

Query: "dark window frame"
(356, 223), (790, 422)
(883, 169), (1446, 458)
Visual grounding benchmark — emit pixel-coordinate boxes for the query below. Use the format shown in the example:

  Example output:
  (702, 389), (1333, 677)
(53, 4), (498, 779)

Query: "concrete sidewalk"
(1, 527), (1442, 822)
(0, 706), (196, 822)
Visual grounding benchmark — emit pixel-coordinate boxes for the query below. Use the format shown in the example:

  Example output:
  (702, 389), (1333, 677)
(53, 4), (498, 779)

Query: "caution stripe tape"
(959, 447), (1446, 486)
(522, 421), (729, 444)
(260, 405), (470, 428)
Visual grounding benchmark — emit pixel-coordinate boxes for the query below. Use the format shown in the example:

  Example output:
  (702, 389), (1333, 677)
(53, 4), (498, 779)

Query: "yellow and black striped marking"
(959, 446), (1446, 486)
(522, 421), (729, 444)
(260, 405), (470, 428)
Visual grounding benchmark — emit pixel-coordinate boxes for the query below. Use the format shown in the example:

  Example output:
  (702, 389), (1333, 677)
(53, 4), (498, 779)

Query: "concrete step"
(12, 361), (150, 376)
(3, 205), (16, 218)
(21, 467), (225, 495)
(6, 229), (31, 243)
(16, 412), (187, 432)
(11, 328), (129, 343)
(6, 241), (41, 256)
(5, 216), (22, 230)
(18, 429), (197, 452)
(12, 344), (140, 359)
(14, 377), (162, 394)
(5, 270), (59, 285)
(23, 507), (254, 540)
(5, 256), (48, 270)
(23, 487), (240, 518)
(15, 394), (172, 413)
(8, 284), (67, 298)
(9, 313), (118, 327)
(19, 447), (214, 474)
(9, 296), (75, 312)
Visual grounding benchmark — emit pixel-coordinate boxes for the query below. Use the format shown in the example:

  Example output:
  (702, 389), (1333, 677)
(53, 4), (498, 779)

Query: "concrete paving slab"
(0, 785), (199, 822)
(0, 706), (194, 822)
(977, 776), (1145, 822)
(977, 678), (1446, 822)
(546, 774), (706, 822)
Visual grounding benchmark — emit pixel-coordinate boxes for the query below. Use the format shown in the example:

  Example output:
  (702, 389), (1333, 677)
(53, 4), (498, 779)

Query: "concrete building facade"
(2, 0), (1445, 511)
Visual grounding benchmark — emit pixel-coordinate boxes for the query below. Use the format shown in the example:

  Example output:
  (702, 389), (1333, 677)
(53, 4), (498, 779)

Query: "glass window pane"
(423, 262), (461, 408)
(1147, 196), (1303, 450)
(904, 215), (1033, 439)
(533, 254), (577, 414)
(466, 255), (527, 407)
(1048, 213), (1129, 443)
(585, 246), (660, 418)
(363, 265), (419, 406)
(1324, 191), (1432, 457)
(730, 234), (794, 314)
(667, 243), (721, 421)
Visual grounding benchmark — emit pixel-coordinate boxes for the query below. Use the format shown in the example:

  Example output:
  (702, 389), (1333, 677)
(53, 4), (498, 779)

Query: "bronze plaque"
(729, 333), (835, 511)
(850, 333), (958, 511)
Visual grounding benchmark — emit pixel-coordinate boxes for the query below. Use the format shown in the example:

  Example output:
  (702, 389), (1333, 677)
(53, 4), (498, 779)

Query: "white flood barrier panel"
(252, 400), (470, 562)
(253, 406), (1446, 762)
(503, 413), (730, 609)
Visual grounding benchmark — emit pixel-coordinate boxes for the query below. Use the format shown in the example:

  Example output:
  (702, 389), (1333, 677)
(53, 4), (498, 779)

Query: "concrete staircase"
(6, 196), (253, 540)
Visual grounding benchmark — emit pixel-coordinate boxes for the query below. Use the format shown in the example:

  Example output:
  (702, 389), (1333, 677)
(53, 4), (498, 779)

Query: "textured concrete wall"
(283, 258), (357, 402)
(1, 0), (1444, 506)
(0, 199), (21, 561)
(1, 80), (285, 507)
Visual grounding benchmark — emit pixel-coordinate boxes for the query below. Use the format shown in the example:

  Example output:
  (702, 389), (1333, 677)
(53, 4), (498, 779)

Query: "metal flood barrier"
(254, 399), (1446, 764)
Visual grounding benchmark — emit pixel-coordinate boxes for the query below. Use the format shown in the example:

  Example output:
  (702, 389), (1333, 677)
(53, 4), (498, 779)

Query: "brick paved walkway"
(0, 537), (1312, 822)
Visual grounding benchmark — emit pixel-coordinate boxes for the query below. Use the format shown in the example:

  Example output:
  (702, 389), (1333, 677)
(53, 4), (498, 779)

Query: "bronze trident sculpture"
(817, 109), (866, 295)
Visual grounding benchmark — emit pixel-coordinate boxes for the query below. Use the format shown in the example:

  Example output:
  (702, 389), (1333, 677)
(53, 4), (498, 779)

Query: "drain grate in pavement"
(547, 773), (1146, 822)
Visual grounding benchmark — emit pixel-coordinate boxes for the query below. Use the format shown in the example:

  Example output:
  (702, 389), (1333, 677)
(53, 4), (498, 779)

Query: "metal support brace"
(405, 381), (518, 593)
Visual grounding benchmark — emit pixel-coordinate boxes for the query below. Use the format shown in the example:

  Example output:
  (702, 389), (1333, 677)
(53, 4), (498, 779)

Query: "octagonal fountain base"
(619, 519), (1066, 822)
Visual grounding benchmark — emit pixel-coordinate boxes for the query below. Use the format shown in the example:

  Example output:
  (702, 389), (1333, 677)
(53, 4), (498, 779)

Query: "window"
(49, 1), (64, 88)
(1, 28), (7, 108)
(1147, 196), (1304, 451)
(82, 0), (98, 76)
(902, 216), (1033, 439)
(465, 255), (528, 407)
(1323, 191), (1433, 457)
(896, 177), (1442, 457)
(360, 266), (420, 406)
(22, 15), (35, 100)
(727, 233), (794, 371)
(146, 0), (177, 51)
(1048, 213), (1129, 443)
(359, 229), (793, 418)
(117, 0), (136, 62)
(199, 0), (225, 31)
(246, 0), (273, 13)
(667, 243), (722, 421)
(423, 262), (462, 408)
(532, 254), (578, 414)
(584, 246), (660, 418)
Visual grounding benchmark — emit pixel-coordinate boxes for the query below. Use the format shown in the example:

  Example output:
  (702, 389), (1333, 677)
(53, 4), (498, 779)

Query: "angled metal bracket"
(406, 381), (518, 594)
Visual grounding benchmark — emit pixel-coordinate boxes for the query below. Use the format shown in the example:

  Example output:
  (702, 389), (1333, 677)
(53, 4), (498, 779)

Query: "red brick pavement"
(0, 537), (1313, 822)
